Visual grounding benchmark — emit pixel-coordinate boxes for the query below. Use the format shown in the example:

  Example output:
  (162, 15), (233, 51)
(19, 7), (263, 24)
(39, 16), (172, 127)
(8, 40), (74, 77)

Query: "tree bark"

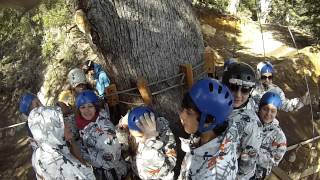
(78, 0), (204, 123)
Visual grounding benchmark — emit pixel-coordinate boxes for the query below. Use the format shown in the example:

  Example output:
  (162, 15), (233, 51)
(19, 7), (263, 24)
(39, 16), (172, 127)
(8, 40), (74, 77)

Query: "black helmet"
(222, 62), (256, 88)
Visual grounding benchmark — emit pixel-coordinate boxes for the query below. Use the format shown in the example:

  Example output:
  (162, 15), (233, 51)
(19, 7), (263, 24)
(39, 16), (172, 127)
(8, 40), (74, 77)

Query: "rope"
(118, 101), (145, 106)
(286, 4), (317, 177)
(151, 83), (185, 96)
(255, 0), (266, 57)
(0, 122), (26, 131)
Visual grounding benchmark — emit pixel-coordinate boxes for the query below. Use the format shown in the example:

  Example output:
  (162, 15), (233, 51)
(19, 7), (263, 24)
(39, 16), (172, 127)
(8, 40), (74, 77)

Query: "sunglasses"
(261, 75), (273, 80)
(229, 84), (252, 94)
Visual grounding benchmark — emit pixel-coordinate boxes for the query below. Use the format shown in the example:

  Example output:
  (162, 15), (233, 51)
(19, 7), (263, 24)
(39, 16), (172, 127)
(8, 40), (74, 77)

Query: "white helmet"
(68, 68), (87, 88)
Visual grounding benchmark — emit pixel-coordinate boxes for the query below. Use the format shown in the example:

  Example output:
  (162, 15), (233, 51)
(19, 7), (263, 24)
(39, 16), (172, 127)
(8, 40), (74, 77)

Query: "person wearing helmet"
(57, 68), (93, 117)
(75, 90), (127, 179)
(57, 68), (95, 143)
(222, 62), (262, 179)
(29, 107), (96, 180)
(19, 94), (95, 180)
(254, 92), (287, 179)
(252, 61), (310, 112)
(223, 58), (238, 72)
(116, 106), (177, 180)
(19, 93), (43, 116)
(177, 78), (238, 179)
(82, 60), (110, 98)
(19, 92), (85, 162)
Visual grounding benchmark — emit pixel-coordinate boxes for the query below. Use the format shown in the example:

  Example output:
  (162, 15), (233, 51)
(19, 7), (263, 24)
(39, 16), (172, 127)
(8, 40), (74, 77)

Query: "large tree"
(73, 0), (204, 122)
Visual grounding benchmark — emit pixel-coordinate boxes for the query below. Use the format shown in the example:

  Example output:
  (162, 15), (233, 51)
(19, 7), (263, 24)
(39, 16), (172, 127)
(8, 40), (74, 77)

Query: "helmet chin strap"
(197, 113), (217, 133)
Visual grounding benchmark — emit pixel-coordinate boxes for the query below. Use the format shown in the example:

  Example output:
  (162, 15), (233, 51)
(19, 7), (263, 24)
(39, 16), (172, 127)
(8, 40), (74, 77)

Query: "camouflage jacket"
(255, 119), (287, 178)
(116, 117), (177, 180)
(178, 122), (239, 180)
(229, 108), (263, 179)
(28, 106), (95, 180)
(79, 110), (127, 179)
(252, 83), (304, 112)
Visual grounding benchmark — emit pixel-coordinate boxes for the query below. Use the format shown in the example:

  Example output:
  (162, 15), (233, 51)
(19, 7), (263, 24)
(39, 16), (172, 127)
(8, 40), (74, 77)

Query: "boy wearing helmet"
(75, 90), (127, 179)
(178, 78), (238, 180)
(82, 60), (110, 98)
(252, 61), (310, 112)
(116, 106), (177, 180)
(222, 62), (262, 179)
(19, 93), (95, 180)
(254, 92), (287, 179)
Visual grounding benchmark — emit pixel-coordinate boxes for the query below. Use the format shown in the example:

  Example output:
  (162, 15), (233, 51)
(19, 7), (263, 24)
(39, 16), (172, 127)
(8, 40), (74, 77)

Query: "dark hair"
(181, 93), (228, 136)
(181, 92), (200, 114)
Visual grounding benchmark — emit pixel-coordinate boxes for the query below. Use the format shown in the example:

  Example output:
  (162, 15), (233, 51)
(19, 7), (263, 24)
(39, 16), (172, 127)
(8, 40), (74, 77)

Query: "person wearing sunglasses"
(252, 61), (310, 112)
(222, 62), (262, 179)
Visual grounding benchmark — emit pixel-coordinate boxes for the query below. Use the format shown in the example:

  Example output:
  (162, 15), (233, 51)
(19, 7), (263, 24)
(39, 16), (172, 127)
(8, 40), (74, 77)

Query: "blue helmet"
(223, 58), (237, 71)
(128, 106), (154, 132)
(259, 92), (282, 109)
(189, 78), (234, 133)
(19, 93), (37, 116)
(76, 90), (98, 109)
(258, 61), (273, 75)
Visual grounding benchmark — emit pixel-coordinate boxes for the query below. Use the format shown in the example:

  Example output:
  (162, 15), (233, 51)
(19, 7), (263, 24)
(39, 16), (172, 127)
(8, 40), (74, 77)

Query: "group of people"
(18, 59), (310, 180)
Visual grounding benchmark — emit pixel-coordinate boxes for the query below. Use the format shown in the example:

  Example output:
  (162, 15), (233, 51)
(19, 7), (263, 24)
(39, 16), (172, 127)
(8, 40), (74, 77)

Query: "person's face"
(261, 72), (273, 87)
(79, 103), (96, 121)
(259, 104), (277, 124)
(30, 98), (42, 110)
(88, 69), (95, 76)
(179, 108), (199, 134)
(228, 83), (251, 108)
(74, 83), (87, 94)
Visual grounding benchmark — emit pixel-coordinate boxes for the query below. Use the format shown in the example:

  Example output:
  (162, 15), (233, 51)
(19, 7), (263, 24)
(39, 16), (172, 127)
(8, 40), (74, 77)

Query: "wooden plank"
(300, 165), (320, 178)
(105, 84), (119, 107)
(203, 46), (216, 78)
(271, 167), (292, 180)
(180, 64), (194, 89)
(137, 77), (152, 105)
(287, 135), (320, 151)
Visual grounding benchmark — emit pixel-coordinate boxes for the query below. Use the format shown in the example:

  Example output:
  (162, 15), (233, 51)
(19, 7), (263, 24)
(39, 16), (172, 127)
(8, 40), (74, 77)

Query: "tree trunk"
(78, 0), (204, 123)
(259, 0), (272, 23)
(76, 1), (204, 176)
(227, 0), (240, 15)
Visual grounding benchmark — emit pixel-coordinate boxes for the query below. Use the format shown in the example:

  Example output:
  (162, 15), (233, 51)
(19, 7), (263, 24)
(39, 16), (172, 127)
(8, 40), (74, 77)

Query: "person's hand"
(136, 112), (159, 141)
(301, 91), (311, 105)
(119, 112), (129, 129)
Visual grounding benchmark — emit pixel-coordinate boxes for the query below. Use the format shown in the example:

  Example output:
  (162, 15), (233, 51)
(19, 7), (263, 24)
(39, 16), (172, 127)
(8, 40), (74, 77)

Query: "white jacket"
(255, 119), (287, 178)
(178, 123), (239, 180)
(79, 110), (127, 179)
(229, 107), (262, 179)
(28, 106), (95, 180)
(117, 117), (177, 180)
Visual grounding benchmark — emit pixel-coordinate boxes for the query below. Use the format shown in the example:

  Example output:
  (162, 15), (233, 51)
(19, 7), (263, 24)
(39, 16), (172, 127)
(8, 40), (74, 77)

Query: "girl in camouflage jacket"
(254, 92), (287, 179)
(116, 106), (177, 180)
(75, 90), (127, 180)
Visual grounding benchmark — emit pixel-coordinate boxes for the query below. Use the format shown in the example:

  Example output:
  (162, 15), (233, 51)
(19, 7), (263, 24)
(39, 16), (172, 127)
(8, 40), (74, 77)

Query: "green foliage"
(192, 0), (229, 11)
(193, 0), (320, 41)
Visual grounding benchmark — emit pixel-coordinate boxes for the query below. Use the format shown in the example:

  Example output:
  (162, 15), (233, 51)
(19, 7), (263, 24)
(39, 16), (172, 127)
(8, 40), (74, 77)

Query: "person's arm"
(275, 87), (304, 112)
(237, 114), (262, 180)
(257, 130), (287, 169)
(96, 72), (110, 97)
(135, 116), (177, 179)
